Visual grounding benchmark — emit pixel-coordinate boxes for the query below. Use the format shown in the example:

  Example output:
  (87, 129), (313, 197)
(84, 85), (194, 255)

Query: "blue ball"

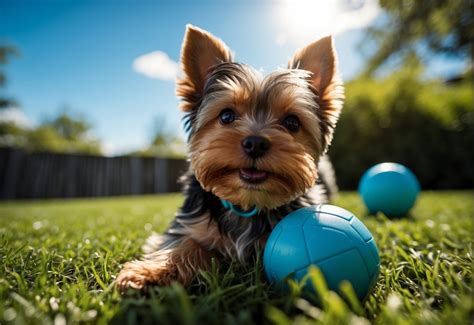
(264, 205), (380, 300)
(359, 163), (420, 217)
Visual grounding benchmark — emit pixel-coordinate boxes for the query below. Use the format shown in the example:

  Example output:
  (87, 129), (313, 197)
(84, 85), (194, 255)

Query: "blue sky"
(0, 0), (467, 155)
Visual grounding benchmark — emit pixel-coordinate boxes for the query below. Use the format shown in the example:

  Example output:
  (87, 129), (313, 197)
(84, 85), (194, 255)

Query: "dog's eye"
(219, 109), (236, 124)
(282, 115), (300, 132)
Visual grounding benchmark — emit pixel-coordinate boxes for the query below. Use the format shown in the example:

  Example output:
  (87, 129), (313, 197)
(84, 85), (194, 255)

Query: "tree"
(329, 61), (473, 189)
(0, 44), (19, 109)
(0, 110), (101, 154)
(364, 0), (473, 74)
(132, 116), (186, 158)
(45, 112), (93, 141)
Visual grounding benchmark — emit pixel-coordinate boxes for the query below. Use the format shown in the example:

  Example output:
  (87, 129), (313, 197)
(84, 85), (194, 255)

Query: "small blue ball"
(264, 205), (380, 300)
(359, 163), (420, 217)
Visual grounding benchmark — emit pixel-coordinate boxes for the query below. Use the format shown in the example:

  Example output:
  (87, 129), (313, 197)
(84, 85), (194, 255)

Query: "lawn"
(0, 191), (472, 324)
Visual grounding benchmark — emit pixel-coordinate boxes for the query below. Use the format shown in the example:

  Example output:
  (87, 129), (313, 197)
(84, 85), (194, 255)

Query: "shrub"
(329, 67), (473, 189)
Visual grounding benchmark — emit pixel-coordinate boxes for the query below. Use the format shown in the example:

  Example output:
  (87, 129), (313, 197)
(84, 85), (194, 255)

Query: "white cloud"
(277, 0), (381, 45)
(0, 107), (34, 128)
(132, 51), (180, 81)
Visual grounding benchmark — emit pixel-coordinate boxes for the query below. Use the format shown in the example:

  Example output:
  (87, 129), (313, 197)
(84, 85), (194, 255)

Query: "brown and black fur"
(116, 25), (344, 291)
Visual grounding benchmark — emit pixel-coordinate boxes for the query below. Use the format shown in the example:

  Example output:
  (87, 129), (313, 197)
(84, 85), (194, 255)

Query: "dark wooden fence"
(0, 148), (188, 200)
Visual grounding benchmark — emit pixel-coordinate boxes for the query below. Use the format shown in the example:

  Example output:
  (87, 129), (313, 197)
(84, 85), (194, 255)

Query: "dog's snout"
(241, 136), (271, 159)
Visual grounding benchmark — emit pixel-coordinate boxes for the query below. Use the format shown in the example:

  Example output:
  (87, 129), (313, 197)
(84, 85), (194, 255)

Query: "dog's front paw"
(115, 260), (177, 294)
(116, 262), (148, 293)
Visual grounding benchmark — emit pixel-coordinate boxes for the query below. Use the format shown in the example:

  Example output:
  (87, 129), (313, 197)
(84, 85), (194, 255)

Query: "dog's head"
(177, 25), (344, 210)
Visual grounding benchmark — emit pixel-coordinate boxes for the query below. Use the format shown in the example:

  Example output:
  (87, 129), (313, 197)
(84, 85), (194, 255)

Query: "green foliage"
(365, 0), (473, 74)
(0, 46), (19, 66)
(0, 44), (20, 108)
(329, 64), (474, 189)
(0, 192), (472, 324)
(136, 135), (186, 159)
(131, 117), (186, 158)
(0, 111), (101, 154)
(44, 113), (93, 142)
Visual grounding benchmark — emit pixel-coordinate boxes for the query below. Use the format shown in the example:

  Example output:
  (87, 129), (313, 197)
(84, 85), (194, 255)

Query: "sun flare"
(277, 0), (380, 46)
(280, 0), (337, 40)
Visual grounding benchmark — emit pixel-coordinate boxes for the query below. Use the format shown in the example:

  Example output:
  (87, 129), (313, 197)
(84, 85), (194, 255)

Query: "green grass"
(0, 191), (472, 324)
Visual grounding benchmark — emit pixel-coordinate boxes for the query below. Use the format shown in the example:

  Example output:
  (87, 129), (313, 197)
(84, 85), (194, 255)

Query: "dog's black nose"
(241, 136), (271, 159)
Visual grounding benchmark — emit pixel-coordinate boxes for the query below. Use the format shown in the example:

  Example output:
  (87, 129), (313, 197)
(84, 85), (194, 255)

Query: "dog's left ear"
(177, 25), (233, 112)
(288, 36), (344, 148)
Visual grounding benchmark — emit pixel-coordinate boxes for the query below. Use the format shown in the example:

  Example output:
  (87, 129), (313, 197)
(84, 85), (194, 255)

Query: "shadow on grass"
(363, 210), (417, 221)
(109, 264), (370, 325)
(109, 260), (280, 325)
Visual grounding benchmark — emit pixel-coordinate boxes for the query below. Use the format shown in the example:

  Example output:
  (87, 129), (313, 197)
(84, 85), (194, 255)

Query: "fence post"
(1, 148), (25, 199)
(154, 158), (167, 193)
(130, 156), (141, 195)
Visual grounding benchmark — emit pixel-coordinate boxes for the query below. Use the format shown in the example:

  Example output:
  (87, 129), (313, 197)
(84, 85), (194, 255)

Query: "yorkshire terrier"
(116, 25), (344, 291)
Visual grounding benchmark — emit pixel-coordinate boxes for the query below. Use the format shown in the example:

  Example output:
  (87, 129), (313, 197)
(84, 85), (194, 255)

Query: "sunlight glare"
(277, 0), (380, 46)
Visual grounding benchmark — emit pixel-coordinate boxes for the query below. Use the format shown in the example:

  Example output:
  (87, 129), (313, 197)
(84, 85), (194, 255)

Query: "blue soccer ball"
(359, 163), (420, 217)
(264, 205), (380, 300)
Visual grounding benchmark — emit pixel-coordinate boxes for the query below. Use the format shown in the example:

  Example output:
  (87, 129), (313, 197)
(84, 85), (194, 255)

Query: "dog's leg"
(116, 211), (227, 292)
(116, 236), (218, 292)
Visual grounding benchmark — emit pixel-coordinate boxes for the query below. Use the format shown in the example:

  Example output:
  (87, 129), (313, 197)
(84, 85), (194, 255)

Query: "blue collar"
(220, 199), (259, 218)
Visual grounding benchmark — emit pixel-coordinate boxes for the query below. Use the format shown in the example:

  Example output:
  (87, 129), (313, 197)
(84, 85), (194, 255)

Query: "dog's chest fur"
(143, 162), (335, 264)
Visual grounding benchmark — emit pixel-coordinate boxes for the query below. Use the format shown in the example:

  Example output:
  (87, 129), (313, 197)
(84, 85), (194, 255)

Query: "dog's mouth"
(239, 167), (268, 184)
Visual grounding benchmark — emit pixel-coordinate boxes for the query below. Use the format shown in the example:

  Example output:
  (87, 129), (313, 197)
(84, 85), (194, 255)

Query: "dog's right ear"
(176, 25), (232, 112)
